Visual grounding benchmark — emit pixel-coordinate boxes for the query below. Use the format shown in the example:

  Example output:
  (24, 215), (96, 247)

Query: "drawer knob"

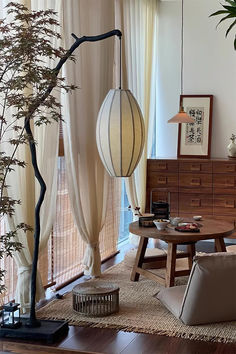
(191, 199), (201, 207)
(157, 177), (167, 184)
(190, 178), (201, 186)
(225, 200), (235, 208)
(226, 165), (234, 172)
(226, 179), (234, 187)
(158, 163), (167, 170)
(190, 164), (201, 171)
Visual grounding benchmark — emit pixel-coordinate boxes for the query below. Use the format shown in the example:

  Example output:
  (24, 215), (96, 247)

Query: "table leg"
(187, 243), (196, 269)
(130, 236), (148, 281)
(215, 237), (227, 252)
(165, 243), (177, 287)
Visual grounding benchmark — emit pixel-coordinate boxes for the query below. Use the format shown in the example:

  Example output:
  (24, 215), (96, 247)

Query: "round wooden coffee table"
(129, 218), (235, 287)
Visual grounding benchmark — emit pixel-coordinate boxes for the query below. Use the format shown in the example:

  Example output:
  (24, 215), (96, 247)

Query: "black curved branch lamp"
(0, 28), (145, 342)
(27, 29), (123, 330)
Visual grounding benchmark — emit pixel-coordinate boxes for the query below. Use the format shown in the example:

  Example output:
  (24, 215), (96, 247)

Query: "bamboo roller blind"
(1, 156), (121, 304)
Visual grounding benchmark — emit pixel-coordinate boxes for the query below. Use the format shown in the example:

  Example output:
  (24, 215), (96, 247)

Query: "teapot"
(169, 217), (184, 226)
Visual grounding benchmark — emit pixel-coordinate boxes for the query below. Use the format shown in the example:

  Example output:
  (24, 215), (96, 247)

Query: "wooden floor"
(1, 240), (236, 354)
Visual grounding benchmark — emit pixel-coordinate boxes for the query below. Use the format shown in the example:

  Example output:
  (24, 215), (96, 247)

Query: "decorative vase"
(227, 134), (236, 158)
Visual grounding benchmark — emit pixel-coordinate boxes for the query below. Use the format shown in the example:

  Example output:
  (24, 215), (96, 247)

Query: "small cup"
(153, 219), (170, 231)
(193, 215), (202, 221)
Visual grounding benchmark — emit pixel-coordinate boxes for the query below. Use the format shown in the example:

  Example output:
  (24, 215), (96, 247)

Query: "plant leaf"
(209, 10), (231, 17)
(222, 5), (235, 12)
(216, 13), (236, 28)
(225, 0), (236, 6)
(225, 19), (236, 36)
(222, 4), (236, 12)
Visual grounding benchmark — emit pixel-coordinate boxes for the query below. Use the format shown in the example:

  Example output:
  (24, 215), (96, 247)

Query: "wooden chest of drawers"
(146, 158), (236, 238)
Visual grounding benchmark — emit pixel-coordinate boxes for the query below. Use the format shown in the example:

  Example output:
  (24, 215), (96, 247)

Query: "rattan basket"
(72, 281), (119, 317)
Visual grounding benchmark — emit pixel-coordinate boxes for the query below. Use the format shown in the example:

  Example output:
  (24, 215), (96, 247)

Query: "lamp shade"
(96, 89), (145, 177)
(168, 106), (195, 123)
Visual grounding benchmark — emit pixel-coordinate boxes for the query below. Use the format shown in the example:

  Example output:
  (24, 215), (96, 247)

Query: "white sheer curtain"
(61, 0), (116, 276)
(1, 0), (37, 312)
(32, 0), (62, 253)
(115, 0), (158, 245)
(2, 0), (62, 310)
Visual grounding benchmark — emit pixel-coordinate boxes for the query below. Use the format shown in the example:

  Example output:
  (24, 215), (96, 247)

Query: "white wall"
(156, 0), (236, 158)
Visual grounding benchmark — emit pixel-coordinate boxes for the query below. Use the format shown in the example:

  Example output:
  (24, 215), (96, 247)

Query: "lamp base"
(0, 318), (68, 343)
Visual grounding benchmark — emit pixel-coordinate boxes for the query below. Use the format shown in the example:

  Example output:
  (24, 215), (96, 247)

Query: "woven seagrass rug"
(37, 262), (236, 344)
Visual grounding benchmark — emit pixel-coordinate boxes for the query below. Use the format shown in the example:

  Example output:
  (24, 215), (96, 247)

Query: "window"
(118, 179), (132, 244)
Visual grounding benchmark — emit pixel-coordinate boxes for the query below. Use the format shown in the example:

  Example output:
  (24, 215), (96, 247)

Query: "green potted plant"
(210, 0), (236, 49)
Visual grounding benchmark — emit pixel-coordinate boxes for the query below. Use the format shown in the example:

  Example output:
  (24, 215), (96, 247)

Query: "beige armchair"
(156, 252), (236, 325)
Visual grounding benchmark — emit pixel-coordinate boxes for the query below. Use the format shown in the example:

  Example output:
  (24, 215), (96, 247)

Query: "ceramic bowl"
(153, 219), (170, 231)
(193, 215), (202, 221)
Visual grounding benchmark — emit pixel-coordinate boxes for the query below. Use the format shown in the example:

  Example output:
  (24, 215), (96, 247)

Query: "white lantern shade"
(96, 89), (145, 177)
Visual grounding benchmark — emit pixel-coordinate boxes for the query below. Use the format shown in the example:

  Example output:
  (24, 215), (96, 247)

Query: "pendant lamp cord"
(181, 0), (184, 95)
(119, 35), (122, 90)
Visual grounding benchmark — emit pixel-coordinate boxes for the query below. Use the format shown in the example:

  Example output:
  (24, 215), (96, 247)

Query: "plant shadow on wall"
(210, 0), (236, 50)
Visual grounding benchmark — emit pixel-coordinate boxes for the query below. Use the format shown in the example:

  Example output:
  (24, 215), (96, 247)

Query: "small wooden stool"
(72, 281), (119, 317)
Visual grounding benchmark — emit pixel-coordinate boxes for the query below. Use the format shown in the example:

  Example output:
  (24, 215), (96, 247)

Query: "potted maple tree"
(0, 1), (76, 327)
(0, 1), (121, 338)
